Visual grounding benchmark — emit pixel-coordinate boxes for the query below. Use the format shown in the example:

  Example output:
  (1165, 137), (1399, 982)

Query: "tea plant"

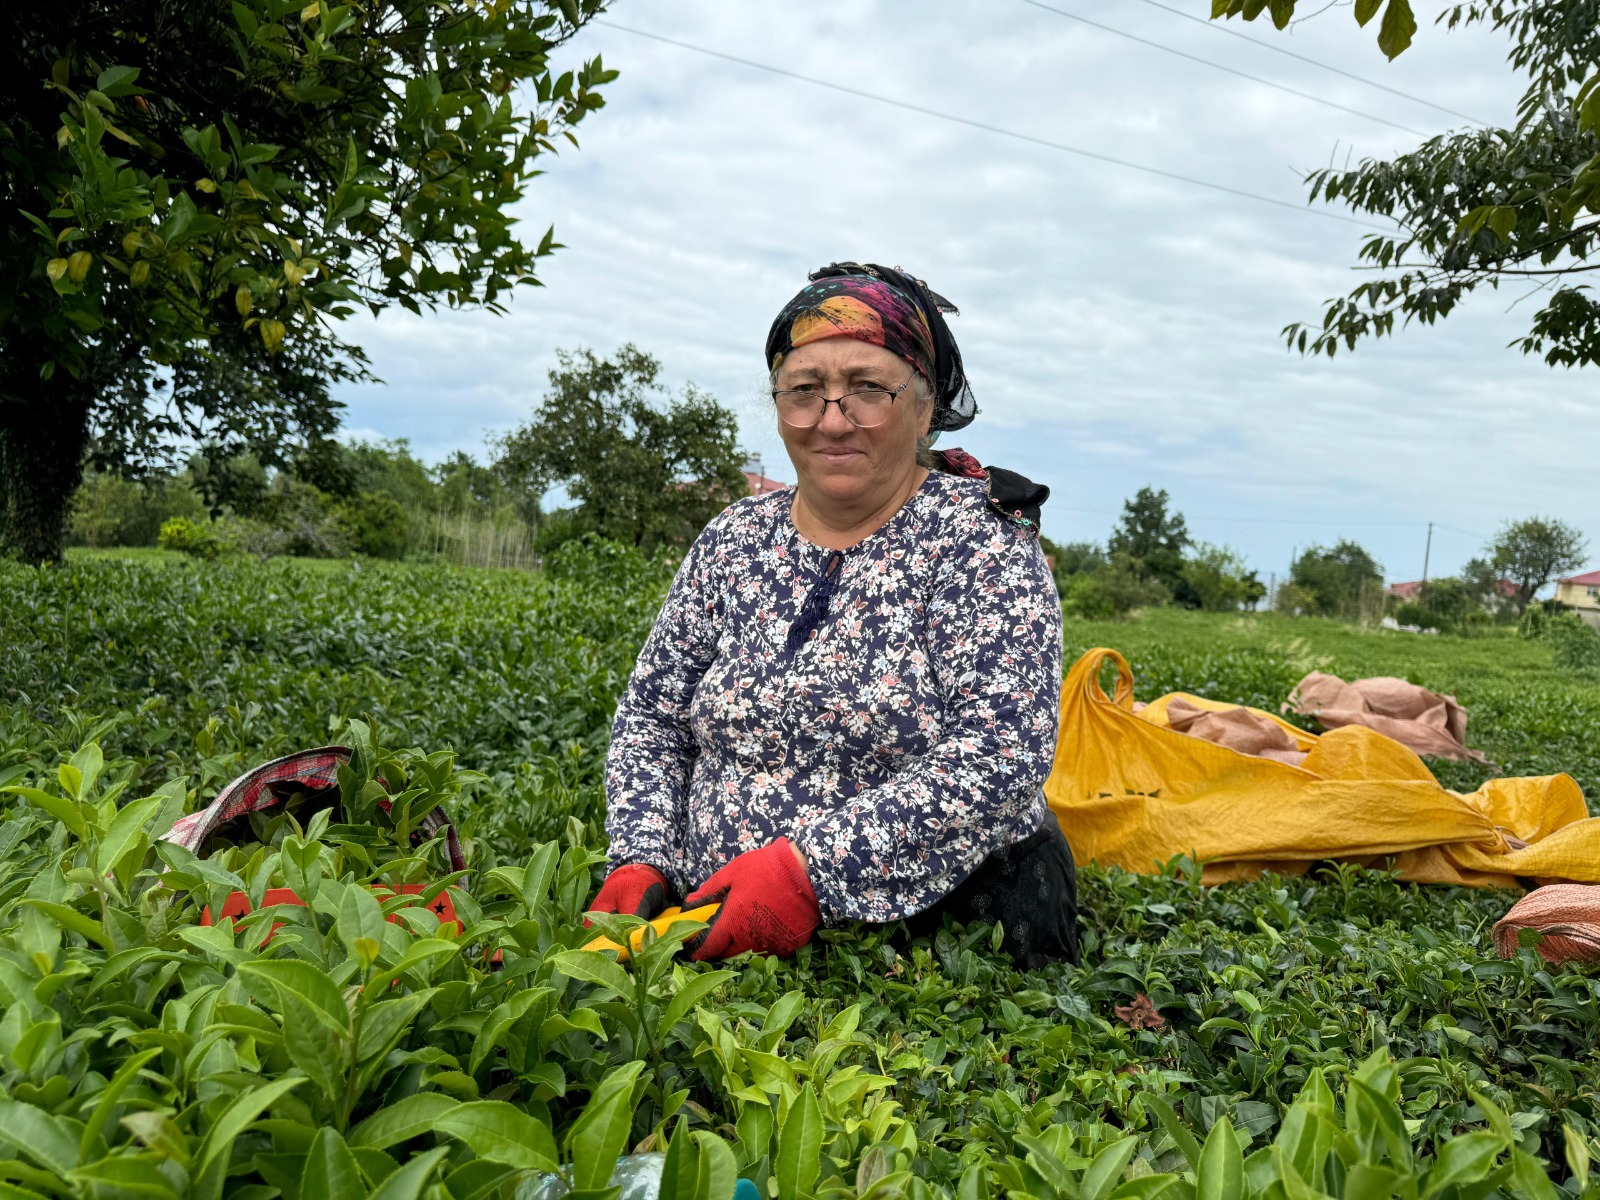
(4, 550), (1600, 1199)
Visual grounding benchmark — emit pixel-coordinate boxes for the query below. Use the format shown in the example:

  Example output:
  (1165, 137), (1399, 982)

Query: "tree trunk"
(0, 377), (93, 565)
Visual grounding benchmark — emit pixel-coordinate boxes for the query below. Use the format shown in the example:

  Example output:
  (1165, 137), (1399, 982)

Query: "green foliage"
(1241, 1), (1600, 371)
(1290, 541), (1384, 622)
(1417, 577), (1474, 630)
(6, 557), (1600, 1197)
(2, 0), (616, 562)
(1108, 488), (1191, 600)
(1393, 579), (1479, 634)
(1212, 0), (1417, 59)
(496, 346), (750, 552)
(1181, 543), (1253, 613)
(1041, 539), (1109, 599)
(1458, 558), (1519, 624)
(1491, 517), (1588, 614)
(69, 471), (205, 549)
(1054, 501), (1256, 616)
(1544, 613), (1600, 675)
(68, 438), (546, 568)
(338, 492), (411, 561)
(1063, 553), (1172, 620)
(156, 516), (219, 559)
(1393, 600), (1438, 631)
(1272, 580), (1319, 618)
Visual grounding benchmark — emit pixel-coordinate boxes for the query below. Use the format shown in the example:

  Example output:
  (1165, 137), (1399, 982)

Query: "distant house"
(1386, 577), (1518, 616)
(1556, 571), (1600, 625)
(743, 469), (789, 497)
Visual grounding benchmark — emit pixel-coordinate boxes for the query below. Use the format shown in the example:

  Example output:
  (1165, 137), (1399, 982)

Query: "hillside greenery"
(3, 550), (1600, 1198)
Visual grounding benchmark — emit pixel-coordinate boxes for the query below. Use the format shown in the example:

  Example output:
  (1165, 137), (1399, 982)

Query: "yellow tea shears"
(580, 903), (720, 962)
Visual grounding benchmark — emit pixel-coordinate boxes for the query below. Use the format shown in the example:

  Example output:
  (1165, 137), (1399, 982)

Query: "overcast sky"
(332, 1), (1591, 586)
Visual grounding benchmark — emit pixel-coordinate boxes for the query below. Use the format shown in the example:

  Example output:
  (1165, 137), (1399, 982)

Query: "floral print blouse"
(604, 471), (1063, 925)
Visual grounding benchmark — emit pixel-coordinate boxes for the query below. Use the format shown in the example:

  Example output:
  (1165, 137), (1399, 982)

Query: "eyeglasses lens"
(774, 388), (894, 429)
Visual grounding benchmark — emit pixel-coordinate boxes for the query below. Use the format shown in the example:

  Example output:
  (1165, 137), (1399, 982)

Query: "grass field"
(3, 549), (1598, 1200)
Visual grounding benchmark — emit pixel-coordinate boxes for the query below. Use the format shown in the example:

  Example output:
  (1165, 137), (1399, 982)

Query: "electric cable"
(594, 20), (1390, 232)
(1132, 0), (1488, 126)
(1018, 0), (1428, 136)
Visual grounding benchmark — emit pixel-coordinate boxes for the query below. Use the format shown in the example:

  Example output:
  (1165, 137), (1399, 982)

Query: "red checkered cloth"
(162, 746), (467, 873)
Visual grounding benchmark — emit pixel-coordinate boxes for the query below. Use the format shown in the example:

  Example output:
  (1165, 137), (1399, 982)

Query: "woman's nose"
(814, 396), (856, 434)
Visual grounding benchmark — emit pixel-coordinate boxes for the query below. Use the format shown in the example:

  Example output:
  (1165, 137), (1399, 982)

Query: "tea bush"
(3, 551), (1600, 1199)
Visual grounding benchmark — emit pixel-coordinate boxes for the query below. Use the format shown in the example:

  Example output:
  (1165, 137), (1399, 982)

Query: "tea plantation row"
(2, 546), (1598, 1200)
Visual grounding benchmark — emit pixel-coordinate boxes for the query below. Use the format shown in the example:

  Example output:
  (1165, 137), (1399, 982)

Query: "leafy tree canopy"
(495, 346), (749, 552)
(1291, 539), (1385, 621)
(1490, 515), (1588, 611)
(1108, 486), (1192, 599)
(1221, 1), (1600, 371)
(1181, 541), (1254, 612)
(1, 0), (615, 562)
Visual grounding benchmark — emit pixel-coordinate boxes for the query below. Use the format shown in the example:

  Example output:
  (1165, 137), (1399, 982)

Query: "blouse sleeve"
(794, 522), (1063, 924)
(603, 524), (723, 895)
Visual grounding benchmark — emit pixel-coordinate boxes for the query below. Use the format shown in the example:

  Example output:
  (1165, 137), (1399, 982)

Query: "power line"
(1133, 0), (1488, 126)
(1017, 0), (1428, 136)
(595, 20), (1389, 232)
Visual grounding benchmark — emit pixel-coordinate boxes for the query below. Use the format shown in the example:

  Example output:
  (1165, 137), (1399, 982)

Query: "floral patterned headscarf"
(764, 262), (978, 433)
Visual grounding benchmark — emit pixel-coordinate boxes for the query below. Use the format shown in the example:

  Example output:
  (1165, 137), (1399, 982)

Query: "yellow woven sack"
(1044, 648), (1600, 887)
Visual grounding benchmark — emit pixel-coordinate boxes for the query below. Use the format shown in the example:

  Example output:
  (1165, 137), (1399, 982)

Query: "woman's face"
(774, 339), (932, 511)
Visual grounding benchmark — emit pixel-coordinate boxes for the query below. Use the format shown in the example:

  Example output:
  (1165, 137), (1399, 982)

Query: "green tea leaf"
(4, 787), (87, 839)
(551, 948), (634, 997)
(692, 1130), (739, 1200)
(192, 1076), (305, 1180)
(19, 900), (114, 952)
(303, 1127), (366, 1200)
(281, 989), (348, 1103)
(95, 795), (161, 882)
(435, 1100), (559, 1171)
(1083, 1137), (1141, 1200)
(566, 1060), (646, 1191)
(659, 969), (735, 1043)
(368, 1146), (449, 1200)
(1145, 1094), (1201, 1171)
(1424, 1132), (1505, 1197)
(338, 881), (387, 964)
(1197, 1118), (1244, 1200)
(84, 1047), (163, 1160)
(521, 840), (562, 912)
(239, 959), (353, 1034)
(119, 1112), (190, 1166)
(774, 1082), (822, 1200)
(351, 1093), (460, 1149)
(0, 1101), (81, 1176)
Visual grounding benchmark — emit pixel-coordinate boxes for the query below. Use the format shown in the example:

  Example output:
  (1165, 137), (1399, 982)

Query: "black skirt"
(905, 816), (1079, 969)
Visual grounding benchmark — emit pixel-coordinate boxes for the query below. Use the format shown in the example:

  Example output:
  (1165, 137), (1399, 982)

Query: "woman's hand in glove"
(683, 838), (821, 961)
(589, 863), (672, 922)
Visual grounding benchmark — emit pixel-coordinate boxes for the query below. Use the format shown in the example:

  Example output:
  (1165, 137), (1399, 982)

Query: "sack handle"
(1073, 647), (1136, 711)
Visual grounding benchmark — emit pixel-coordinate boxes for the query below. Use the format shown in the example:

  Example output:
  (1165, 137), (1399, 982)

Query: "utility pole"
(1421, 522), (1433, 588)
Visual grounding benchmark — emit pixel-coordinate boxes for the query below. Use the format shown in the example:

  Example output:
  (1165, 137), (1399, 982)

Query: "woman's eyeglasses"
(771, 374), (913, 429)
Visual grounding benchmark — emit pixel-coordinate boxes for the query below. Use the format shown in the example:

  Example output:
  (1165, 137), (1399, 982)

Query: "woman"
(594, 262), (1076, 968)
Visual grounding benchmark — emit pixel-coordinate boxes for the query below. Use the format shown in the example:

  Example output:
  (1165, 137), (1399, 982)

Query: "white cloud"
(333, 0), (1595, 582)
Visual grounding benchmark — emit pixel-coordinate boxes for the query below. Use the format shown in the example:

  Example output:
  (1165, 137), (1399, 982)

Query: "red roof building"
(1386, 578), (1517, 601)
(1557, 569), (1600, 616)
(743, 469), (789, 496)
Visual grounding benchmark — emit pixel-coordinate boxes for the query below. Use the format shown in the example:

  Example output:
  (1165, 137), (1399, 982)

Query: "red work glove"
(589, 863), (672, 922)
(684, 838), (821, 961)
